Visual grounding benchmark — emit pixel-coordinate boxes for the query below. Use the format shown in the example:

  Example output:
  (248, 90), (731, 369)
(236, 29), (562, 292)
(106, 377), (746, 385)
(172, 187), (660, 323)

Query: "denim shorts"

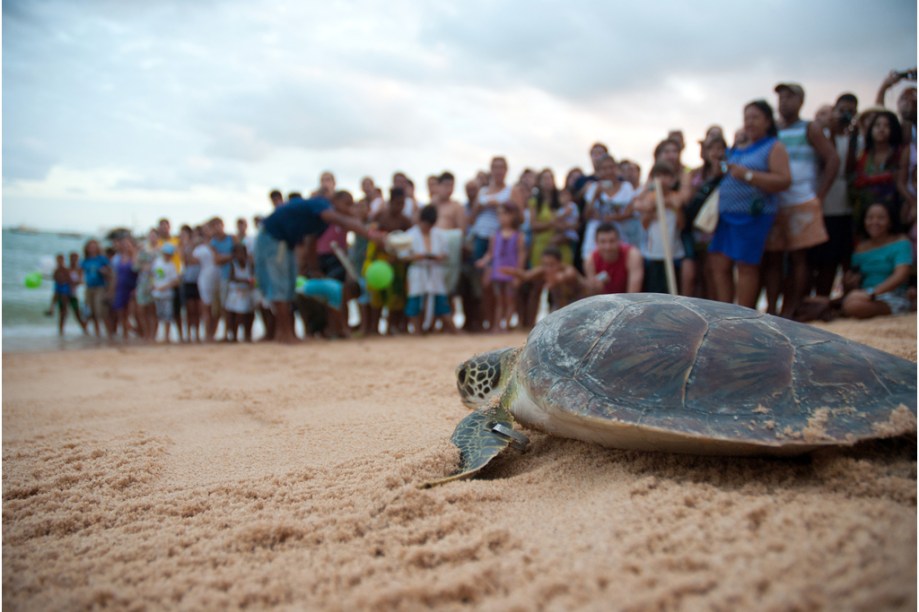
(155, 297), (174, 322)
(254, 230), (296, 302)
(876, 288), (913, 315)
(405, 294), (451, 318)
(472, 235), (491, 261)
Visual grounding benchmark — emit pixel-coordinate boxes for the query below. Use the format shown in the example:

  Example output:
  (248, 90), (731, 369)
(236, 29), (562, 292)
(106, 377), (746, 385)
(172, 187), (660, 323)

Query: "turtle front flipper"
(421, 407), (529, 488)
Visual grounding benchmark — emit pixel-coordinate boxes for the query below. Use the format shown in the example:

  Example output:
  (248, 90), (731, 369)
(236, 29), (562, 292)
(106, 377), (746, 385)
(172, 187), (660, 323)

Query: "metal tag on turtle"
(489, 422), (529, 451)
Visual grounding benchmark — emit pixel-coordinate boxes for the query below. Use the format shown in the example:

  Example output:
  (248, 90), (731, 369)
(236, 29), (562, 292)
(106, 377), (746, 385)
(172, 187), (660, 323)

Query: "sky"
(3, 0), (917, 235)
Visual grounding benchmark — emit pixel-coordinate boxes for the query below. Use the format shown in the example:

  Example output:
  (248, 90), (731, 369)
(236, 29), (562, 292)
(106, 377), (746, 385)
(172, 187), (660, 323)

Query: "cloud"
(113, 160), (250, 192)
(418, 0), (917, 101)
(3, 0), (917, 234)
(195, 77), (435, 162)
(2, 138), (58, 182)
(3, 0), (444, 189)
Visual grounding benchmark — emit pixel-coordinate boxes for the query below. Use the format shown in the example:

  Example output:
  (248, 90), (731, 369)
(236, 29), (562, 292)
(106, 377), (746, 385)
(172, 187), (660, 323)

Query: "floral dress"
(851, 148), (902, 230)
(133, 249), (156, 306)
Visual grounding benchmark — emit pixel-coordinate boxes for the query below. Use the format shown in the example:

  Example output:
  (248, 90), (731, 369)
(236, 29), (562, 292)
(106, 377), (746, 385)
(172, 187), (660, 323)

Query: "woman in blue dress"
(708, 100), (792, 308)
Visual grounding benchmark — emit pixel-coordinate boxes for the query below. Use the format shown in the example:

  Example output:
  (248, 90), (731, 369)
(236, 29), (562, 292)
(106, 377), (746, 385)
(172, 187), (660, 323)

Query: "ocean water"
(2, 229), (105, 351)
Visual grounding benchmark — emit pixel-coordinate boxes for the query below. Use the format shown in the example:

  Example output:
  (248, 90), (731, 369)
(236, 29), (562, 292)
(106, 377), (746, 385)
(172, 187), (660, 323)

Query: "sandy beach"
(3, 314), (916, 610)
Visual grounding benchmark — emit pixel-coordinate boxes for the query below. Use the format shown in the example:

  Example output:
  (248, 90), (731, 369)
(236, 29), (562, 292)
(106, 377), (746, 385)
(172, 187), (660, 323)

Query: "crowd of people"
(48, 70), (918, 343)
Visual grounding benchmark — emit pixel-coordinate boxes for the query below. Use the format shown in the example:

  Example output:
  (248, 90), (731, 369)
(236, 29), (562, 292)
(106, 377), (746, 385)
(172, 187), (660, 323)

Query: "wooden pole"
(329, 241), (360, 282)
(653, 178), (678, 295)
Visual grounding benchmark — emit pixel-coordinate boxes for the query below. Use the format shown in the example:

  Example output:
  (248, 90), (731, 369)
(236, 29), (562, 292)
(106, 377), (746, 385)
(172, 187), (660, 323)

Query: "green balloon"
(24, 272), (42, 289)
(366, 261), (394, 290)
(296, 275), (308, 291)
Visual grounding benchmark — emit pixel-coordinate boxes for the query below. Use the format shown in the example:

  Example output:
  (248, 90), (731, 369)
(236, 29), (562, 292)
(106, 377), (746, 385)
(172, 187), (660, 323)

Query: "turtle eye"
(458, 367), (467, 386)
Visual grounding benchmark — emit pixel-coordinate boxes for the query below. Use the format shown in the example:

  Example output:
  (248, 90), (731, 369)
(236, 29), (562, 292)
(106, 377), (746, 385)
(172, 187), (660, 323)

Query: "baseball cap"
(774, 83), (805, 98)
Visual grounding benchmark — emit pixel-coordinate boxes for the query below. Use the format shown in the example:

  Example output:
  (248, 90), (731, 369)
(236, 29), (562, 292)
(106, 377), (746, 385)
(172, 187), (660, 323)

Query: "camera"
(839, 110), (855, 126)
(896, 69), (917, 81)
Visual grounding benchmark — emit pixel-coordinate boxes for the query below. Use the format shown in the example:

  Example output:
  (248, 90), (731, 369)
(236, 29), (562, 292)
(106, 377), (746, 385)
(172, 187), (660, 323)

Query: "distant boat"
(56, 231), (85, 239)
(8, 225), (39, 235)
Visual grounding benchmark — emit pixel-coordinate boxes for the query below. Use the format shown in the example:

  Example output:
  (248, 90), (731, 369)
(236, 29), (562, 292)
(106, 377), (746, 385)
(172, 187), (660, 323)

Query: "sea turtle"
(426, 294), (917, 486)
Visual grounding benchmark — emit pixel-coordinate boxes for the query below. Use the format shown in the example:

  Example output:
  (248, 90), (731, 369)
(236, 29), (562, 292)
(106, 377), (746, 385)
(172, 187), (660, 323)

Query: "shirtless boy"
(501, 246), (586, 313)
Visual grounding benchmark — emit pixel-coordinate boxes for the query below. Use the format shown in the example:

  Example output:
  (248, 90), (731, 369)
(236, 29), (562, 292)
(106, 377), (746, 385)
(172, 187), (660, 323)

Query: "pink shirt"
(316, 224), (347, 256)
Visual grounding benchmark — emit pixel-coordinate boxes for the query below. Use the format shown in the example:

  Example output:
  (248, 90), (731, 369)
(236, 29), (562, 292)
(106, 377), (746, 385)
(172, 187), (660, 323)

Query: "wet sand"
(3, 314), (916, 610)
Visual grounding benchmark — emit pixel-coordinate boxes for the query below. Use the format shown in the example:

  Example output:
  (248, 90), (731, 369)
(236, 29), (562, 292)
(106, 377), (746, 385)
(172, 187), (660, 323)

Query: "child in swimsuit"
(502, 246), (586, 313)
(46, 253), (79, 336)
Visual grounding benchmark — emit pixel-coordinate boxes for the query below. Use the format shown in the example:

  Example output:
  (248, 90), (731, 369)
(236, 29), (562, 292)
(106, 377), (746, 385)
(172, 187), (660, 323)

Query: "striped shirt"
(778, 120), (818, 207)
(470, 185), (512, 239)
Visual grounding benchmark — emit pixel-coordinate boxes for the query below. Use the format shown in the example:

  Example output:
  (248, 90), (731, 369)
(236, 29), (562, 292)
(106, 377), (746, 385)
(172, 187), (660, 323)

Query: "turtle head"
(455, 348), (519, 408)
(421, 348), (526, 488)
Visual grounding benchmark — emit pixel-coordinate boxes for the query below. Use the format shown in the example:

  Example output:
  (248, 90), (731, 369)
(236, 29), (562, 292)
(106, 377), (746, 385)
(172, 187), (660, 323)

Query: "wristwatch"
(744, 170), (754, 183)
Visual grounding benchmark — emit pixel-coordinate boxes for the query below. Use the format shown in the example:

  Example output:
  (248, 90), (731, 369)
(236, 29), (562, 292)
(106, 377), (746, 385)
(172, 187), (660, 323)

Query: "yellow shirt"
(163, 236), (182, 274)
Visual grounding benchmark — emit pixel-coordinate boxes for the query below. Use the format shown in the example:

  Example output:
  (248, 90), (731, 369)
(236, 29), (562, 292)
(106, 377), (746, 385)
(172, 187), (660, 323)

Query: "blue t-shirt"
(573, 174), (597, 196)
(211, 235), (235, 280)
(81, 255), (110, 288)
(261, 197), (331, 248)
(298, 278), (343, 311)
(852, 239), (913, 290)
